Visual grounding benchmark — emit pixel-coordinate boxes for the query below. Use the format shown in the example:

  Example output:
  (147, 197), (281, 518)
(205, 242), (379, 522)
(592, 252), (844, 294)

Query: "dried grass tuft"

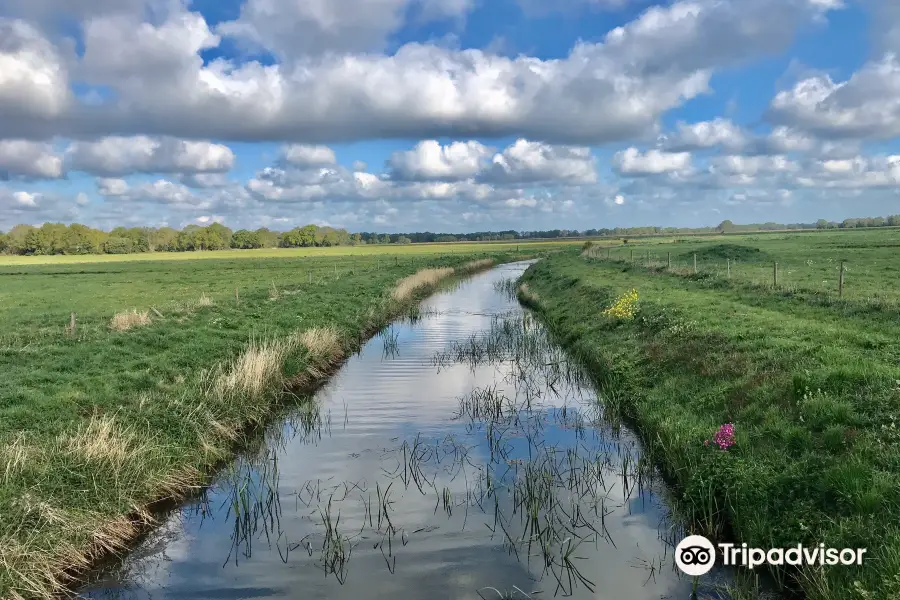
(62, 415), (151, 473)
(460, 258), (495, 272)
(297, 327), (344, 364)
(391, 267), (455, 301)
(2, 433), (31, 484)
(196, 293), (213, 307)
(213, 337), (295, 402)
(109, 309), (151, 331)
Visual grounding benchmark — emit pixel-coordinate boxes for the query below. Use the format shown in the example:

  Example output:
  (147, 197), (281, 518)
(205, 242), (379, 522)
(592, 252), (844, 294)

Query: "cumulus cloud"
(0, 0), (839, 144)
(281, 144), (337, 168)
(710, 155), (799, 176)
(389, 140), (492, 181)
(483, 139), (597, 184)
(661, 118), (747, 151)
(67, 136), (234, 176)
(218, 0), (476, 58)
(0, 140), (63, 179)
(613, 147), (692, 175)
(768, 55), (900, 140)
(0, 20), (70, 123)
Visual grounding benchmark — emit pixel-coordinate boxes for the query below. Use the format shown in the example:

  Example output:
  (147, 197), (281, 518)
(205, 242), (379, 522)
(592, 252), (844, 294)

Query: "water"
(80, 261), (734, 600)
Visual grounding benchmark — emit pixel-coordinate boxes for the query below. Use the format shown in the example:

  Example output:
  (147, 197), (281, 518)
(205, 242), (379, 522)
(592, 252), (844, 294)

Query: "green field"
(0, 243), (565, 599)
(0, 240), (579, 266)
(519, 228), (900, 599)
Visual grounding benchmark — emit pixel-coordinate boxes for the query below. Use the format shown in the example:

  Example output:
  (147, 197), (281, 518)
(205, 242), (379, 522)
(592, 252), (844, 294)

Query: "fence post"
(839, 261), (845, 298)
(631, 249), (634, 263)
(69, 312), (76, 336)
(607, 248), (611, 260)
(667, 252), (671, 270)
(693, 253), (697, 274)
(773, 262), (778, 287)
(726, 259), (731, 279)
(235, 287), (239, 304)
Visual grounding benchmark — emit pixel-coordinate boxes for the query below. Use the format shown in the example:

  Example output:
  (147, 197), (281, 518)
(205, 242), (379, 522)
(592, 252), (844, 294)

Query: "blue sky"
(0, 0), (898, 233)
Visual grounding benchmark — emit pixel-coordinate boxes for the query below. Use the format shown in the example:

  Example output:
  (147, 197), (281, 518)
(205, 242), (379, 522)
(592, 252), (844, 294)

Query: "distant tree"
(0, 232), (6, 253)
(396, 236), (412, 244)
(232, 229), (263, 249)
(104, 236), (134, 254)
(717, 220), (735, 233)
(255, 227), (279, 248)
(4, 225), (35, 255)
(816, 219), (828, 230)
(350, 232), (363, 245)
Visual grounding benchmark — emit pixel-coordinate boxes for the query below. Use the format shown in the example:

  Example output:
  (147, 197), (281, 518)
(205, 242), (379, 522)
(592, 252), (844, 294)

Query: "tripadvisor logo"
(675, 535), (868, 576)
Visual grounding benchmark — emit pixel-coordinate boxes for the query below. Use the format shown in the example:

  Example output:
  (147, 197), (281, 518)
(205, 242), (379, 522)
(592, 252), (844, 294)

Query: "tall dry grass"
(109, 309), (151, 331)
(213, 337), (296, 403)
(460, 258), (495, 272)
(391, 267), (455, 301)
(298, 327), (343, 363)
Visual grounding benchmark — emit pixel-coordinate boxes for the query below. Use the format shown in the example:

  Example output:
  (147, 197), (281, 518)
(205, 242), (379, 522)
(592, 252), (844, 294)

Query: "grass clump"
(108, 309), (151, 331)
(391, 267), (456, 301)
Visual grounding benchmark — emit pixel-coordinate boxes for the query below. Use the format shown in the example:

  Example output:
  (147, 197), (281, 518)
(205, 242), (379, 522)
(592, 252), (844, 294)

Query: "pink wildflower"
(711, 423), (735, 450)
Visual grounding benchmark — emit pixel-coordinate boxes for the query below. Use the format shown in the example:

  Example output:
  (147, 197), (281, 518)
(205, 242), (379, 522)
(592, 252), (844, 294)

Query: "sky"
(0, 0), (897, 233)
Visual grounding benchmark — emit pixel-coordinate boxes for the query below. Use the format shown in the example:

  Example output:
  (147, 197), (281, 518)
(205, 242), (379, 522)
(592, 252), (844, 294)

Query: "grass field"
(0, 243), (564, 599)
(594, 229), (900, 305)
(518, 228), (900, 599)
(0, 240), (580, 266)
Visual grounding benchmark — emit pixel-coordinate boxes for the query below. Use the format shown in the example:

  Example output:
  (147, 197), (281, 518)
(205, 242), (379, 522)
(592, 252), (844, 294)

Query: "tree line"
(2, 215), (900, 255)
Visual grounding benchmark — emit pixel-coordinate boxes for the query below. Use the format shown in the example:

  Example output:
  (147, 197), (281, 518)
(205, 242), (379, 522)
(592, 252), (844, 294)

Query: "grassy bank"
(0, 249), (545, 599)
(517, 251), (900, 599)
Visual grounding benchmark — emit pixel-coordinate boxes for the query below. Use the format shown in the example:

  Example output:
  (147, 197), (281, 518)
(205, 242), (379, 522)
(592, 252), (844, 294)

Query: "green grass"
(0, 244), (561, 599)
(519, 237), (900, 599)
(0, 240), (579, 266)
(592, 228), (900, 305)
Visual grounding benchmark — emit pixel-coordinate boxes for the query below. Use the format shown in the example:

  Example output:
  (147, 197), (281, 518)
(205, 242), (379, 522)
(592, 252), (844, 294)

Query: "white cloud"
(768, 54), (900, 140)
(219, 0), (476, 58)
(661, 118), (747, 151)
(710, 155), (798, 176)
(0, 20), (70, 123)
(12, 190), (38, 207)
(75, 191), (90, 206)
(483, 139), (597, 184)
(95, 177), (129, 196)
(281, 144), (337, 168)
(0, 0), (836, 145)
(0, 140), (63, 178)
(613, 147), (692, 175)
(67, 136), (234, 176)
(389, 140), (492, 181)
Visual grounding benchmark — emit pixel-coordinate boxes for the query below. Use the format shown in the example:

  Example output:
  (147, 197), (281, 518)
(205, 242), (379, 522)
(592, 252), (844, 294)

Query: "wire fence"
(581, 244), (900, 306)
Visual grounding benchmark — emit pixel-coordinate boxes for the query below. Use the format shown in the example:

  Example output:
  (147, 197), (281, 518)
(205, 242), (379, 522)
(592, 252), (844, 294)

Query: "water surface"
(81, 261), (732, 600)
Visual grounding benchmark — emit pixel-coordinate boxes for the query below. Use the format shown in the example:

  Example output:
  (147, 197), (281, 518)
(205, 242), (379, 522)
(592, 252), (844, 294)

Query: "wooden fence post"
(235, 287), (239, 304)
(69, 312), (76, 336)
(693, 253), (697, 274)
(667, 252), (671, 270)
(607, 248), (611, 260)
(839, 261), (845, 298)
(726, 259), (731, 279)
(773, 262), (778, 287)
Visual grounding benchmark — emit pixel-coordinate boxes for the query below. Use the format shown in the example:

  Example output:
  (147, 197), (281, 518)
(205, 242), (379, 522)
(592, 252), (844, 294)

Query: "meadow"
(518, 228), (900, 599)
(0, 243), (564, 599)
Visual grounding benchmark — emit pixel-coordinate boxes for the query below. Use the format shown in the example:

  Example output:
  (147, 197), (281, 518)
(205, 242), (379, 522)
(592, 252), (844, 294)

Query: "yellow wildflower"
(602, 288), (639, 320)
